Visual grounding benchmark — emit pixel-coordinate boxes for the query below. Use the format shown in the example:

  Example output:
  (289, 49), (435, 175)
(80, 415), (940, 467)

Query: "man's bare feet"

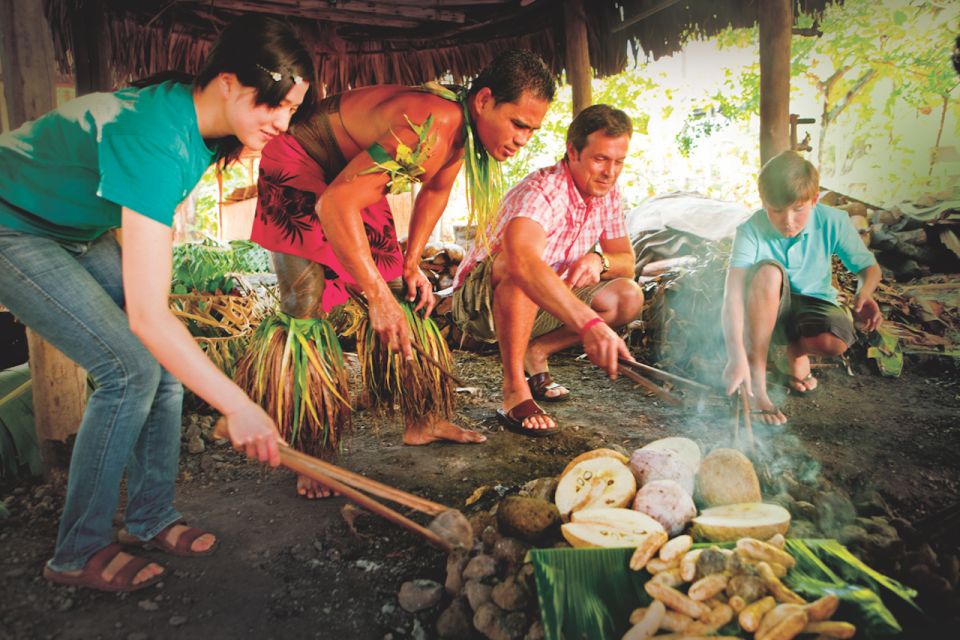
(297, 474), (336, 499)
(403, 415), (487, 445)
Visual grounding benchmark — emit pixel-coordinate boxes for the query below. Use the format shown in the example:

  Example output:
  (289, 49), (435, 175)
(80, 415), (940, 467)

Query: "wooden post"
(563, 0), (592, 117)
(758, 0), (793, 165)
(71, 0), (113, 95)
(0, 0), (57, 129)
(0, 0), (87, 479)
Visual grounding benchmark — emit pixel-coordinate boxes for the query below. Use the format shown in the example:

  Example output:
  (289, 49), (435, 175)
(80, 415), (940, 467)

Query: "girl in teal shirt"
(0, 15), (313, 592)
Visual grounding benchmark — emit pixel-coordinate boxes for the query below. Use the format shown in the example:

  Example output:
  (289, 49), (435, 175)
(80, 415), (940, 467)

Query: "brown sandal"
(43, 543), (163, 592)
(527, 371), (570, 402)
(496, 399), (558, 437)
(118, 521), (219, 557)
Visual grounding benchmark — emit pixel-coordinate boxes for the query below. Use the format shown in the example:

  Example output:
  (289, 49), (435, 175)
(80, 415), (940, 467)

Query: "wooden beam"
(610, 0), (682, 34)
(217, 1), (423, 29)
(0, 0), (87, 480)
(758, 0), (792, 165)
(71, 0), (113, 95)
(564, 0), (592, 116)
(0, 0), (57, 129)
(325, 1), (465, 23)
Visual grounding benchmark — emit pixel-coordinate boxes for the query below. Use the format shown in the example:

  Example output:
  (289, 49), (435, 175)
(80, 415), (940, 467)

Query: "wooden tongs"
(616, 358), (711, 406)
(215, 418), (472, 553)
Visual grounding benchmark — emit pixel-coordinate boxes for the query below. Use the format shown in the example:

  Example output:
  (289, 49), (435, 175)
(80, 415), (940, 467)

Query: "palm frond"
(234, 312), (352, 457)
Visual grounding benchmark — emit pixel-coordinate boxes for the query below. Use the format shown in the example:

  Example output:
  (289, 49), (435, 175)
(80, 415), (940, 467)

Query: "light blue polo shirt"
(0, 81), (214, 242)
(730, 202), (877, 303)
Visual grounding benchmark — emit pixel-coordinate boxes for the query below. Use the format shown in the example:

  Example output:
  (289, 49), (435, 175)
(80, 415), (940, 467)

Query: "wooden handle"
(618, 358), (711, 392)
(619, 367), (684, 406)
(279, 444), (447, 516)
(409, 342), (466, 388)
(278, 447), (453, 553)
(214, 418), (447, 516)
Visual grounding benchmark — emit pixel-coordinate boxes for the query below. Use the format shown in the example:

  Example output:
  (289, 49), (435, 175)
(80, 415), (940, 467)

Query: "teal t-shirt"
(729, 202), (877, 303)
(0, 81), (214, 241)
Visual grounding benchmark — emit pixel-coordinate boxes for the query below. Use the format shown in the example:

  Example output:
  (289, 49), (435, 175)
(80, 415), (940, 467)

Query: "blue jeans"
(0, 224), (183, 571)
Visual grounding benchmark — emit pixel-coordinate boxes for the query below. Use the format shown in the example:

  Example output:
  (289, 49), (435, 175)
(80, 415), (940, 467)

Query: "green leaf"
(528, 539), (919, 640)
(893, 10), (906, 25)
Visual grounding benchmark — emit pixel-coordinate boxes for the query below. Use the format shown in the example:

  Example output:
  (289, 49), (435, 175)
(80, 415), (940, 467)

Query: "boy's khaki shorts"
(451, 255), (615, 344)
(747, 260), (856, 346)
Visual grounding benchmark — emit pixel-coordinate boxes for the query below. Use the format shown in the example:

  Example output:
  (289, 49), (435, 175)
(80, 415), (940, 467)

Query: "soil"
(1, 349), (959, 640)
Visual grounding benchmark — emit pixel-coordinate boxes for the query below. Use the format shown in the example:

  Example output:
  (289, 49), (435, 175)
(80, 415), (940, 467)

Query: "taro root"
(640, 436), (701, 474)
(632, 479), (697, 536)
(695, 547), (727, 578)
(628, 448), (695, 496)
(727, 574), (767, 603)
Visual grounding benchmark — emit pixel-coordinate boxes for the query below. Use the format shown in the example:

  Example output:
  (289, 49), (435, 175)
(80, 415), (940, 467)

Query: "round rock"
(398, 579), (443, 613)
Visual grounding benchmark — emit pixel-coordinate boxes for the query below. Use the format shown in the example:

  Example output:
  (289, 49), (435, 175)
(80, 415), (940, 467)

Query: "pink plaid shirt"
(453, 159), (627, 289)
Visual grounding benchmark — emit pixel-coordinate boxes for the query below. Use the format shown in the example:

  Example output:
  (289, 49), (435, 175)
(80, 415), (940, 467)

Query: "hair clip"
(257, 63), (303, 85)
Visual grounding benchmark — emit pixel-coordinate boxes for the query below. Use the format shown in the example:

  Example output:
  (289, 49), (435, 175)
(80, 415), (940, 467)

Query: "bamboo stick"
(619, 367), (684, 406)
(214, 418), (447, 516)
(739, 383), (755, 452)
(279, 444), (447, 516)
(617, 358), (711, 392)
(278, 449), (453, 553)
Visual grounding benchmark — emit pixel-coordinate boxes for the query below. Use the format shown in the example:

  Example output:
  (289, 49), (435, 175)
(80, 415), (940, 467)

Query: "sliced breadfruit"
(571, 507), (665, 537)
(561, 522), (662, 549)
(560, 448), (630, 477)
(692, 502), (791, 541)
(695, 448), (762, 507)
(641, 437), (702, 473)
(555, 457), (637, 518)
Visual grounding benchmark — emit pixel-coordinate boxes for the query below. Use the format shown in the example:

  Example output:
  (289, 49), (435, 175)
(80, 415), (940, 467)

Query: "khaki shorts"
(747, 260), (856, 347)
(451, 254), (615, 344)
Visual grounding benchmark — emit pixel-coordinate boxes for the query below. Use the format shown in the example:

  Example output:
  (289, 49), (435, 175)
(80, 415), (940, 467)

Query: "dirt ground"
(1, 349), (958, 639)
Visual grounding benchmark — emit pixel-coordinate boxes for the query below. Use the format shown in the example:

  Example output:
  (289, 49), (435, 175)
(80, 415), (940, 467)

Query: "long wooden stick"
(409, 341), (466, 388)
(278, 448), (452, 553)
(618, 358), (711, 392)
(279, 444), (446, 516)
(739, 383), (755, 452)
(732, 390), (741, 445)
(214, 418), (447, 516)
(619, 367), (684, 406)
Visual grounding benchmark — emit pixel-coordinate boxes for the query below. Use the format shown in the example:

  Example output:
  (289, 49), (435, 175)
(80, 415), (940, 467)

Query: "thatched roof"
(44, 0), (838, 93)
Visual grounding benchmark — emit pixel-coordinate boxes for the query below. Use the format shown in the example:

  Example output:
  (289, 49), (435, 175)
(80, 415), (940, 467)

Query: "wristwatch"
(592, 248), (610, 274)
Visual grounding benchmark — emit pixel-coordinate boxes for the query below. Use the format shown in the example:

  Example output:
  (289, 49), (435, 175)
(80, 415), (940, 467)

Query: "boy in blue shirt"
(721, 151), (883, 424)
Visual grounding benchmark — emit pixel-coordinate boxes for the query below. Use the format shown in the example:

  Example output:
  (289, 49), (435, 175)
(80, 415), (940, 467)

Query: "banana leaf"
(529, 539), (920, 640)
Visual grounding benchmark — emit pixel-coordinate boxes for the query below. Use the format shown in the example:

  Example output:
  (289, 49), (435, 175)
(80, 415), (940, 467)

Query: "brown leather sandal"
(43, 543), (163, 592)
(118, 521), (219, 557)
(496, 399), (558, 437)
(527, 371), (570, 402)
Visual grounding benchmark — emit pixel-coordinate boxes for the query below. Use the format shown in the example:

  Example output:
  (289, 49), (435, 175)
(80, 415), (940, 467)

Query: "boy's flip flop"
(527, 371), (570, 402)
(496, 399), (558, 437)
(770, 370), (818, 395)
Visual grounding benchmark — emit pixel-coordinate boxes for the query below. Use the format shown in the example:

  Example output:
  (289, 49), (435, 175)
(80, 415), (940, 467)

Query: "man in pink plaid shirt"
(451, 104), (643, 436)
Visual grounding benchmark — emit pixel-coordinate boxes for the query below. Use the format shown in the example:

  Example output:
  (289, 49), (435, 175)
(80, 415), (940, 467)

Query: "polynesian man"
(248, 50), (556, 497)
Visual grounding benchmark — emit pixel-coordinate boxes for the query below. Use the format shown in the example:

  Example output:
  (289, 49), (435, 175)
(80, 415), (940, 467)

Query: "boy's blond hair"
(757, 150), (819, 209)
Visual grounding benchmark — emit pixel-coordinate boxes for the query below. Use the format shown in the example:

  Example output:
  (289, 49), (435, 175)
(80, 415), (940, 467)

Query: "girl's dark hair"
(133, 15), (315, 166)
(198, 15), (315, 166)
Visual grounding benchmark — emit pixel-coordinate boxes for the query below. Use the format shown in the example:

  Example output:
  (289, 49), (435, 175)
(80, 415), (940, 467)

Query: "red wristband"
(577, 317), (604, 340)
